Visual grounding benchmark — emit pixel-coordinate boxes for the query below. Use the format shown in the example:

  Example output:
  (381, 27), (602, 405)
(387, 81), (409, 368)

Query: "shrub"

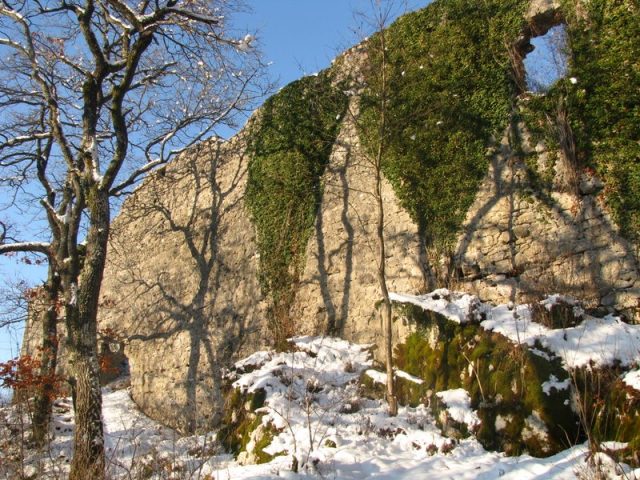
(0, 354), (62, 403)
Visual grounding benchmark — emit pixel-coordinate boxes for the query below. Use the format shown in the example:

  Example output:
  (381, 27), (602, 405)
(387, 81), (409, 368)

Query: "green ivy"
(246, 72), (348, 345)
(245, 0), (639, 334)
(562, 0), (640, 242)
(513, 0), (639, 240)
(359, 0), (527, 249)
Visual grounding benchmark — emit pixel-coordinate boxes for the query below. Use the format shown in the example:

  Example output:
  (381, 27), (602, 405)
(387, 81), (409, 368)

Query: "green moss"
(218, 387), (267, 457)
(324, 439), (337, 448)
(246, 72), (348, 346)
(359, 370), (385, 400)
(393, 301), (639, 459)
(392, 302), (579, 456)
(359, 0), (527, 251)
(563, 0), (640, 241)
(252, 421), (281, 464)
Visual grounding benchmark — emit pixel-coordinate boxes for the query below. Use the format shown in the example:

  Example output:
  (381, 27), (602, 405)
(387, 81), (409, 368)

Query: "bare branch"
(0, 132), (52, 150)
(0, 241), (50, 255)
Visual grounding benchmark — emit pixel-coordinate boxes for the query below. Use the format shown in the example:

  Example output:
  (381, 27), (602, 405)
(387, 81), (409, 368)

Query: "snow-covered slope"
(2, 322), (639, 478)
(391, 289), (640, 370)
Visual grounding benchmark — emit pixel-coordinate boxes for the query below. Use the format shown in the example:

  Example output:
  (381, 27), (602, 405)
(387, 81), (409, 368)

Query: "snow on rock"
(396, 369), (424, 384)
(436, 389), (480, 428)
(234, 350), (274, 371)
(540, 294), (583, 316)
(522, 411), (550, 449)
(366, 369), (424, 385)
(365, 369), (387, 384)
(541, 374), (571, 395)
(601, 441), (629, 451)
(232, 336), (371, 397)
(622, 369), (640, 391)
(390, 289), (481, 324)
(392, 290), (640, 370)
(482, 311), (640, 369)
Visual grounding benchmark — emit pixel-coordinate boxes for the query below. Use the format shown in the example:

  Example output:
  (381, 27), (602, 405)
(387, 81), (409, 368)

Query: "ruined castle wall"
(86, 0), (640, 432)
(98, 134), (268, 432)
(454, 121), (640, 322)
(290, 97), (426, 351)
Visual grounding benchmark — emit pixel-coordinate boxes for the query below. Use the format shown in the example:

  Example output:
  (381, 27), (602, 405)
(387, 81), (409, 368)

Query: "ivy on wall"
(246, 0), (639, 330)
(359, 0), (527, 250)
(360, 0), (639, 248)
(245, 72), (347, 345)
(562, 0), (640, 242)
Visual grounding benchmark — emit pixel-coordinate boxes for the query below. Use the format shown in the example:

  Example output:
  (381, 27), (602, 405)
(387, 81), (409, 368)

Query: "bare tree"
(0, 1), (267, 477)
(353, 0), (408, 417)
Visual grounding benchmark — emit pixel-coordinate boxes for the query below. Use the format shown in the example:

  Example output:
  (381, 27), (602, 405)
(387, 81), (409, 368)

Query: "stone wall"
(98, 133), (268, 432)
(22, 0), (639, 432)
(290, 95), (426, 351)
(454, 114), (640, 322)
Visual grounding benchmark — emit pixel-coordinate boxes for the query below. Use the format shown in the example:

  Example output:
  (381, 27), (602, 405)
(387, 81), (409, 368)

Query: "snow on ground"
(392, 289), (640, 369)
(213, 336), (636, 479)
(2, 331), (639, 479)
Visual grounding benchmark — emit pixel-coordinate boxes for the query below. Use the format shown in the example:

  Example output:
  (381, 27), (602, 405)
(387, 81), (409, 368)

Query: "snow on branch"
(0, 133), (53, 150)
(0, 241), (50, 255)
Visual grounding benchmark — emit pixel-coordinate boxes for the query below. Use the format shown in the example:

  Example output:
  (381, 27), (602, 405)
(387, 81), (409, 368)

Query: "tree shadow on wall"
(309, 115), (428, 337)
(105, 139), (254, 433)
(454, 118), (639, 312)
(311, 137), (355, 336)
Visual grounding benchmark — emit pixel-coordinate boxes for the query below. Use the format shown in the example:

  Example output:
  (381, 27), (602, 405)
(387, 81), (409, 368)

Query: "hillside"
(16, 0), (640, 476)
(3, 328), (639, 478)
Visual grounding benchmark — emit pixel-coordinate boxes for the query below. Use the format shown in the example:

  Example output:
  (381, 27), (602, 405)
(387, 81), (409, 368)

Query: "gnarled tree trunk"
(67, 187), (110, 480)
(31, 267), (61, 446)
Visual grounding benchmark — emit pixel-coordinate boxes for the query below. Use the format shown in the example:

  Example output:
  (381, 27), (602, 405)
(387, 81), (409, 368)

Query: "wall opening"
(523, 24), (569, 92)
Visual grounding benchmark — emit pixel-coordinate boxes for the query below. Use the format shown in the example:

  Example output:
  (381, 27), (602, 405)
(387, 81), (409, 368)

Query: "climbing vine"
(246, 0), (639, 338)
(246, 72), (347, 347)
(359, 0), (527, 251)
(562, 0), (640, 242)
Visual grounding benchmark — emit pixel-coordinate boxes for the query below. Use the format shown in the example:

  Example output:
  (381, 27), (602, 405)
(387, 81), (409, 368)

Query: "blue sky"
(233, 1), (430, 89)
(0, 1), (431, 369)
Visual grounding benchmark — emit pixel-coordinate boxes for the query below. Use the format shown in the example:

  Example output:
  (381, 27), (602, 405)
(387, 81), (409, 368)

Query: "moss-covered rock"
(217, 386), (275, 462)
(237, 420), (281, 465)
(393, 303), (579, 456)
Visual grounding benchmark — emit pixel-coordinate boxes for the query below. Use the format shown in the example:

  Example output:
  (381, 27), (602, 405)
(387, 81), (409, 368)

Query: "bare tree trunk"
(374, 21), (398, 417)
(376, 164), (398, 416)
(67, 187), (109, 480)
(0, 1), (267, 475)
(31, 267), (61, 446)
